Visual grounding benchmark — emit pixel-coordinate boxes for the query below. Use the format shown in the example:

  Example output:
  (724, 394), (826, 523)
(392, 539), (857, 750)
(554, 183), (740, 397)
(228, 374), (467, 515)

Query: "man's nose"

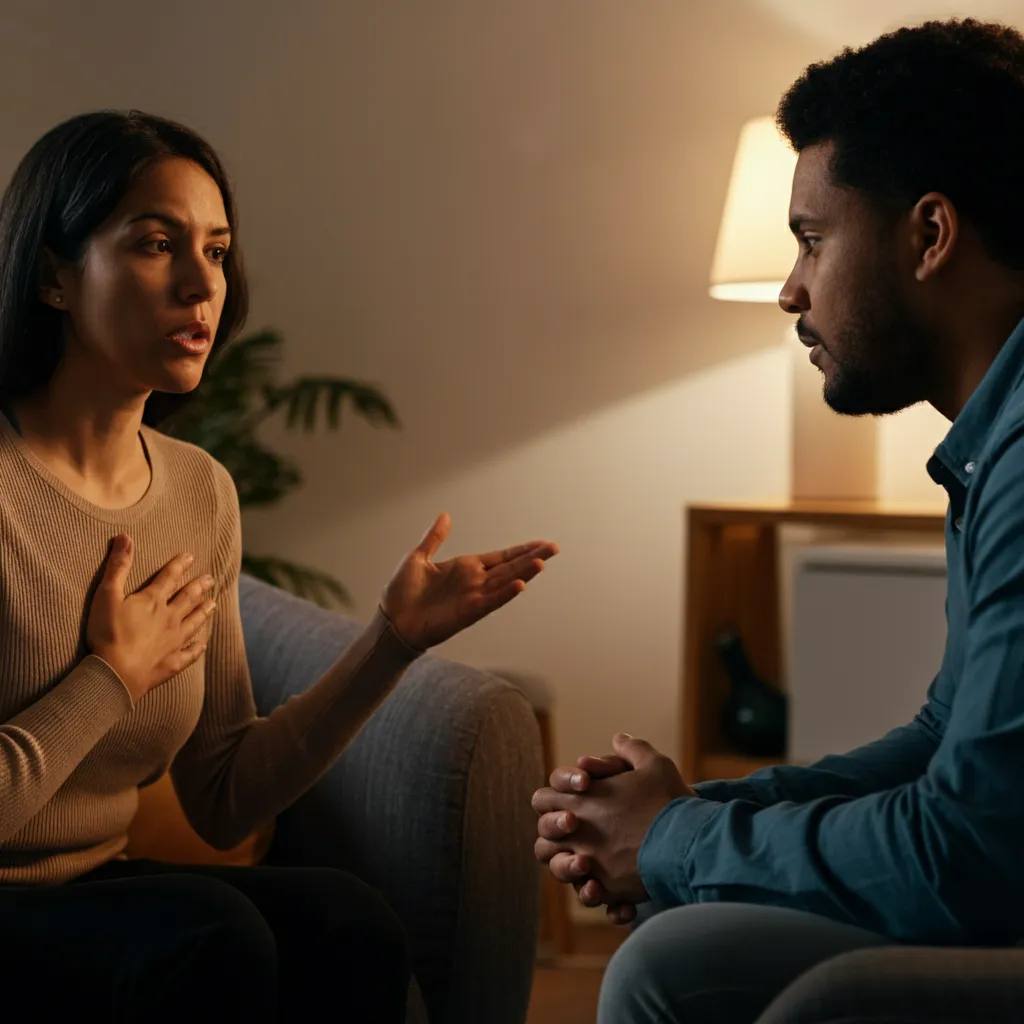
(778, 270), (808, 314)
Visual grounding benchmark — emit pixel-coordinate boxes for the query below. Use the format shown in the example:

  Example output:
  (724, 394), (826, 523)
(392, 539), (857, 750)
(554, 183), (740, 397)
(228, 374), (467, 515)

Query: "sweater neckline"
(0, 407), (166, 524)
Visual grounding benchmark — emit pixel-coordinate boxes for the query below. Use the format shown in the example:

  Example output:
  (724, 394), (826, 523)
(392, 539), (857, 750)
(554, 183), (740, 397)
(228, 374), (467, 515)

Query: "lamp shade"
(709, 116), (798, 303)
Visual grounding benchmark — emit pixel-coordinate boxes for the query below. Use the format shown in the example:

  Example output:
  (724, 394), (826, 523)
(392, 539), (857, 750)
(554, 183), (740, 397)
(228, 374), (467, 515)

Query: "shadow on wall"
(226, 0), (828, 522)
(0, 0), (824, 518)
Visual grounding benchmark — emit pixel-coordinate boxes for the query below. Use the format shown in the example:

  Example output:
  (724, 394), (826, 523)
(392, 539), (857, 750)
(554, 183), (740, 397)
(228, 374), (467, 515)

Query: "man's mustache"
(796, 316), (823, 347)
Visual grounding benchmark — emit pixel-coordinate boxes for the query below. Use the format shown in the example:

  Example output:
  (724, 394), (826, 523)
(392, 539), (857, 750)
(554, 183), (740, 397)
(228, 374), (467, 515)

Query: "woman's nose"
(177, 253), (218, 305)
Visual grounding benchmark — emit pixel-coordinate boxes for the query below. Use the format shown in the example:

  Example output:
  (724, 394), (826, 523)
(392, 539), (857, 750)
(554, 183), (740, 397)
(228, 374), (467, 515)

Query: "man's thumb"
(102, 535), (133, 594)
(611, 732), (656, 768)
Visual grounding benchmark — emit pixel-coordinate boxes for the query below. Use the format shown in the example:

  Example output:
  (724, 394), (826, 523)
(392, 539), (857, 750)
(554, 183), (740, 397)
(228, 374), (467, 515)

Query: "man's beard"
(819, 277), (931, 417)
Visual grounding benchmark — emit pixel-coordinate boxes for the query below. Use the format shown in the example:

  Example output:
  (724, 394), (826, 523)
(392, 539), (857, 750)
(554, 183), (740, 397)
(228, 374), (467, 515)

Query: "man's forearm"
(693, 704), (942, 806)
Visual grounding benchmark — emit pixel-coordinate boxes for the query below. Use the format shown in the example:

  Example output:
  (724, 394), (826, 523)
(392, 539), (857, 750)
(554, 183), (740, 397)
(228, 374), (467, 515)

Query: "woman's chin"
(152, 369), (204, 395)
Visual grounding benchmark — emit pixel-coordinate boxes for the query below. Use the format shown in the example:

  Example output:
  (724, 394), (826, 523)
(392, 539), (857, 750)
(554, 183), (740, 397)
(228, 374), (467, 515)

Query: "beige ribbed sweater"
(0, 407), (422, 885)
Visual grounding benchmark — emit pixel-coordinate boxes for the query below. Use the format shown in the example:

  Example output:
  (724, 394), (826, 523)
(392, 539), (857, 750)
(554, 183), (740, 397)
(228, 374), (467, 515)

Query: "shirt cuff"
(639, 797), (725, 905)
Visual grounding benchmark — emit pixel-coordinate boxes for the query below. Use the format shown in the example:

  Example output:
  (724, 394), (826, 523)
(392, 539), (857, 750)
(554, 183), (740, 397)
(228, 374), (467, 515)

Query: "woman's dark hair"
(777, 18), (1024, 271)
(0, 109), (249, 426)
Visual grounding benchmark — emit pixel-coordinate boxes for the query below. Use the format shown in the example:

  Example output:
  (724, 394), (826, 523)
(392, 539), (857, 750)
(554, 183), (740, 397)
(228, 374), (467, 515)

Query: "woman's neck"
(5, 388), (152, 507)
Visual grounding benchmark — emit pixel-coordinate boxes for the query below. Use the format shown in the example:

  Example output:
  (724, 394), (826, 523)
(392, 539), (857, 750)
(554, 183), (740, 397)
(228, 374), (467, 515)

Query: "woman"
(0, 110), (558, 1022)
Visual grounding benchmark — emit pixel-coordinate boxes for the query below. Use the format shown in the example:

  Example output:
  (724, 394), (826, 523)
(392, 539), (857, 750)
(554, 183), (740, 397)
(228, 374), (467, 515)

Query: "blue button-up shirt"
(639, 314), (1024, 946)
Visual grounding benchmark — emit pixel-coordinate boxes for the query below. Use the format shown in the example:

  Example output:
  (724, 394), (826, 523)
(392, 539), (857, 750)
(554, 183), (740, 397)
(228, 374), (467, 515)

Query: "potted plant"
(161, 329), (399, 609)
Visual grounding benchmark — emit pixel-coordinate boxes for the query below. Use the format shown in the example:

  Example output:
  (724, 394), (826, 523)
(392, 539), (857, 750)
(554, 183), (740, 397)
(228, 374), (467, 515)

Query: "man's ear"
(911, 192), (958, 284)
(37, 245), (72, 310)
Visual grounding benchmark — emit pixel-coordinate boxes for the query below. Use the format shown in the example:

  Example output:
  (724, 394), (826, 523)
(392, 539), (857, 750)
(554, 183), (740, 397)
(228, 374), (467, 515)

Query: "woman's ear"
(37, 245), (73, 310)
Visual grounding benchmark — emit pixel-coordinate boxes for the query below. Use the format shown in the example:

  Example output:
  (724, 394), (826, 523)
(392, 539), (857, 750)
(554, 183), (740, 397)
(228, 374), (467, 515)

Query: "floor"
(526, 924), (628, 1024)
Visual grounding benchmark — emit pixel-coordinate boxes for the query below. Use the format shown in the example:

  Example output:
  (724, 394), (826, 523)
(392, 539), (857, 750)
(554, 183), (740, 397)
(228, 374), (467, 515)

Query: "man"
(533, 17), (1024, 1023)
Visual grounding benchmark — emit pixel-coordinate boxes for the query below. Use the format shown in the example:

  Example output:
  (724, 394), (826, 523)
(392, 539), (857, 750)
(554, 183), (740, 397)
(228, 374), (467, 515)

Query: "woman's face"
(47, 156), (230, 399)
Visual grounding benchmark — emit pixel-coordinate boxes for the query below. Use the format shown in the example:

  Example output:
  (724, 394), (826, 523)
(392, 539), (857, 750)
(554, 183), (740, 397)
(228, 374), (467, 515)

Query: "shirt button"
(965, 461), (976, 474)
(955, 516), (965, 531)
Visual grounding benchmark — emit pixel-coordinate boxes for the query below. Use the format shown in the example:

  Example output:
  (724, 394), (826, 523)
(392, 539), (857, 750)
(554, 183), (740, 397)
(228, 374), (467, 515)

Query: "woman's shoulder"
(142, 425), (238, 512)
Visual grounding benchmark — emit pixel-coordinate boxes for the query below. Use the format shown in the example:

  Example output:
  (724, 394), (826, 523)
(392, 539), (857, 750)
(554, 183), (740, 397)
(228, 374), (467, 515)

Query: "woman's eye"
(141, 239), (228, 264)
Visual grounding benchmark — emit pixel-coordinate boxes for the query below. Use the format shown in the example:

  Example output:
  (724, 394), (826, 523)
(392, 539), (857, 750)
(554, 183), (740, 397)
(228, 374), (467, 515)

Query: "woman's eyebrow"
(126, 211), (231, 237)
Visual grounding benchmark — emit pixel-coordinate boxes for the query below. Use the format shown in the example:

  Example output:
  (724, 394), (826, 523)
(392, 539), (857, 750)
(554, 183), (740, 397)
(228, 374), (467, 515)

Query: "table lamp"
(709, 115), (877, 503)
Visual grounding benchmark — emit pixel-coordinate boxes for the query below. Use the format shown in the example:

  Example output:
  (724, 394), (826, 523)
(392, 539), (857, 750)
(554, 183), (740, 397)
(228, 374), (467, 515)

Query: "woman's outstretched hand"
(381, 513), (559, 650)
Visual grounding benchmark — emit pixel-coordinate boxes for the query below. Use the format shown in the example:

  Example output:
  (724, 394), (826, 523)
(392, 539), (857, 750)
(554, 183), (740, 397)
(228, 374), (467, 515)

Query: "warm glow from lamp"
(709, 116), (798, 303)
(709, 116), (878, 502)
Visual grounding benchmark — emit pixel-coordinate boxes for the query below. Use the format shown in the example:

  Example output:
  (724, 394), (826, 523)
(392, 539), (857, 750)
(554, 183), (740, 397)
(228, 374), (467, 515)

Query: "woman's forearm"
(170, 606), (421, 850)
(0, 655), (134, 842)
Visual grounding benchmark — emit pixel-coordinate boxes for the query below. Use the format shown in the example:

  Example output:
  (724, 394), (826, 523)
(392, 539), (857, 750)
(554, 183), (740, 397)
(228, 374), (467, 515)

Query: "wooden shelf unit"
(681, 500), (946, 783)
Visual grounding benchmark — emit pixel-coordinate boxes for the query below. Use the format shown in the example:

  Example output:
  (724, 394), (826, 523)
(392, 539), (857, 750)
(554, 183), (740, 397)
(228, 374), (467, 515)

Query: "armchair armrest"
(238, 574), (544, 1024)
(756, 944), (1024, 1024)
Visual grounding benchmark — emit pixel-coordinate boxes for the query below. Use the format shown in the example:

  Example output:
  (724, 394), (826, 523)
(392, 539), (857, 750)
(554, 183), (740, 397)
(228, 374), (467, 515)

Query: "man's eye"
(801, 235), (820, 253)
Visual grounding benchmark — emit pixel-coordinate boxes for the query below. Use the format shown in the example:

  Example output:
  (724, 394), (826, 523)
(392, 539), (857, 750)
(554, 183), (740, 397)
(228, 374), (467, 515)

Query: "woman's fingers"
(475, 579), (528, 620)
(484, 548), (556, 591)
(414, 513), (451, 559)
(479, 541), (559, 572)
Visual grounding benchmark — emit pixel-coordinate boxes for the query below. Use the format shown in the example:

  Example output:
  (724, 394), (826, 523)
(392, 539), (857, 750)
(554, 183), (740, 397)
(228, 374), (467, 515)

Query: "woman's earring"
(54, 296), (62, 304)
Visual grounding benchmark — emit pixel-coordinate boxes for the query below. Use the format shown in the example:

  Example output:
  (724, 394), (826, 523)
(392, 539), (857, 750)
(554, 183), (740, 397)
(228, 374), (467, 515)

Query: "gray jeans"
(598, 902), (893, 1024)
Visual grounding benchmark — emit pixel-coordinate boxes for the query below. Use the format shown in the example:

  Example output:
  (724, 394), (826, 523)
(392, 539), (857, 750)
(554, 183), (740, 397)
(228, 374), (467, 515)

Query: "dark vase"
(714, 628), (787, 758)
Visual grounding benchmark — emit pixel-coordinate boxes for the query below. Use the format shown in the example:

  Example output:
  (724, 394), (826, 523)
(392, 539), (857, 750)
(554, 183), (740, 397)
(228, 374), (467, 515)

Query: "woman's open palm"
(381, 513), (559, 650)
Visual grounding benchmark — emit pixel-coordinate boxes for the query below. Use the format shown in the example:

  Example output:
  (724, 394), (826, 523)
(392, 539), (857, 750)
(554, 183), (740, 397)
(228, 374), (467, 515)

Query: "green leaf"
(217, 441), (302, 508)
(241, 554), (353, 609)
(161, 327), (399, 605)
(276, 378), (401, 432)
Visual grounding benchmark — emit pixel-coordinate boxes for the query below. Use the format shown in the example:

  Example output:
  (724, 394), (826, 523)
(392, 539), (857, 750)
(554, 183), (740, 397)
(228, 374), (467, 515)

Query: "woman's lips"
(168, 333), (210, 355)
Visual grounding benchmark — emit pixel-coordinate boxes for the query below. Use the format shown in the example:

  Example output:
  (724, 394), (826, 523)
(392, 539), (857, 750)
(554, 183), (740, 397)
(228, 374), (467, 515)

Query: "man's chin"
(823, 385), (913, 417)
(823, 393), (876, 416)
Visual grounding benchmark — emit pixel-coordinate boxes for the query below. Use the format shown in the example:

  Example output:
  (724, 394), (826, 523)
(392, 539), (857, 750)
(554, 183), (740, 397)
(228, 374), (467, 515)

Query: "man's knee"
(599, 906), (701, 1024)
(599, 903), (784, 1023)
(599, 902), (892, 1024)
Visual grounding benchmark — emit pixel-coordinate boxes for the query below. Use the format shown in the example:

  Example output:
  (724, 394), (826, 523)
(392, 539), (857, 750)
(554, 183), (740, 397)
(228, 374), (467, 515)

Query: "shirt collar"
(929, 313), (1024, 489)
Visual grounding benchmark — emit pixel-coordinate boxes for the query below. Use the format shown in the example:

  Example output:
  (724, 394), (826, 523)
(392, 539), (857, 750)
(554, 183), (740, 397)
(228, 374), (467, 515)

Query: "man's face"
(779, 142), (932, 416)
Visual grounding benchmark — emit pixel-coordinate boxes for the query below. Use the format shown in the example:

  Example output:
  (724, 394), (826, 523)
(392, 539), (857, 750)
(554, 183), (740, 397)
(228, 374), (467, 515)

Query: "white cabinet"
(786, 542), (948, 763)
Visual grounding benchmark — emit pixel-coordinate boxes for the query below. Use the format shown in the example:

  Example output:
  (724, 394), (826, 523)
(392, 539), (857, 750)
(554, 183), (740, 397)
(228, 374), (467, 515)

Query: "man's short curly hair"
(777, 18), (1024, 270)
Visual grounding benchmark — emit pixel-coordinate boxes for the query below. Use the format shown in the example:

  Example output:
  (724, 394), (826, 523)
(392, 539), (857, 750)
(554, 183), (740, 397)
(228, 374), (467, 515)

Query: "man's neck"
(929, 306), (1024, 421)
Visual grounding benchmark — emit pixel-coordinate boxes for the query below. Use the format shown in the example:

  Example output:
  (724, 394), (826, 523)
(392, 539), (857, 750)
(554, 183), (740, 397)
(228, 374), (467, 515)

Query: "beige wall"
(0, 2), (992, 781)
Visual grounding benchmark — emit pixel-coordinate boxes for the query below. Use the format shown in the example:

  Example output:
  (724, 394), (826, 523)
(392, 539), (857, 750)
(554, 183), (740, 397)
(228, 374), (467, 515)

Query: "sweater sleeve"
(169, 460), (423, 850)
(0, 656), (135, 842)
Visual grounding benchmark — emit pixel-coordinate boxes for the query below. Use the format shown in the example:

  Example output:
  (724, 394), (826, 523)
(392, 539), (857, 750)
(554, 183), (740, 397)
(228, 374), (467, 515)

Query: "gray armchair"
(238, 573), (544, 1024)
(756, 944), (1024, 1023)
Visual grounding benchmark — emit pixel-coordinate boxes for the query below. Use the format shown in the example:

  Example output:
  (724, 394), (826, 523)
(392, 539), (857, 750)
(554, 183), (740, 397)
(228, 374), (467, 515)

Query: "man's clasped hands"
(375, 509), (696, 923)
(531, 732), (696, 924)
